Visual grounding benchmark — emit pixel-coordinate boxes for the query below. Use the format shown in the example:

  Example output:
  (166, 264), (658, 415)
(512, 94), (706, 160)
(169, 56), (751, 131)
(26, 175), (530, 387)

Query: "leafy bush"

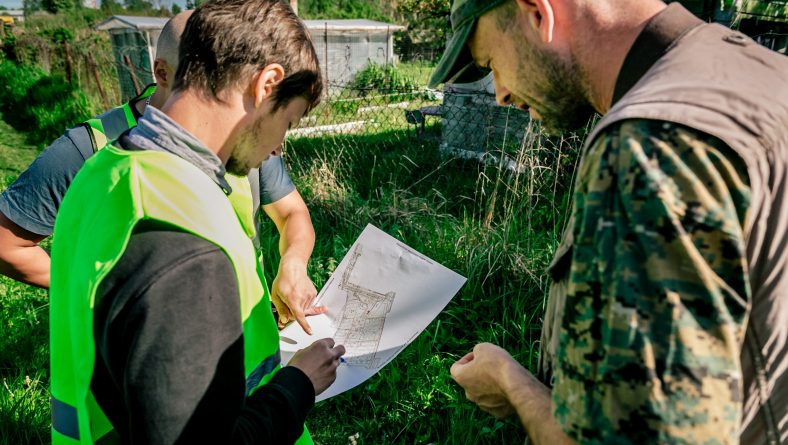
(299, 0), (393, 21)
(0, 61), (97, 145)
(350, 62), (418, 94)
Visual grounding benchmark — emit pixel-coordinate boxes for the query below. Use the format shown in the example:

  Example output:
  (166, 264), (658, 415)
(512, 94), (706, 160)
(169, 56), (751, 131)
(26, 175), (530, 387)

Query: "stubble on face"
(226, 111), (270, 177)
(515, 41), (595, 135)
(483, 5), (595, 135)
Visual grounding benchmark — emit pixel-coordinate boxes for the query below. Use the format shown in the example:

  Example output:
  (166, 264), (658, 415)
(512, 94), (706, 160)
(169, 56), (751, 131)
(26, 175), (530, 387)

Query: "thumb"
(450, 352), (474, 380)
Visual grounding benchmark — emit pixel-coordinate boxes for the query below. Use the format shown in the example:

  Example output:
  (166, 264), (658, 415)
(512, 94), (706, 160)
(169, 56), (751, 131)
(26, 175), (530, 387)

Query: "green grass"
(258, 124), (579, 444)
(0, 97), (580, 444)
(396, 61), (437, 87)
(0, 120), (50, 445)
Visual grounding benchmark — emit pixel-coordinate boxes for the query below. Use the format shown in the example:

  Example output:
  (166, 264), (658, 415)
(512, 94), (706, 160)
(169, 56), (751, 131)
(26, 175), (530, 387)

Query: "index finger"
(293, 306), (313, 335)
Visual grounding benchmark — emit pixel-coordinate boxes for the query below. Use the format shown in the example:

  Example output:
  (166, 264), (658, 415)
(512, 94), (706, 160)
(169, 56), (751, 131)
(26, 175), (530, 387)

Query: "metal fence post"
(324, 23), (329, 85)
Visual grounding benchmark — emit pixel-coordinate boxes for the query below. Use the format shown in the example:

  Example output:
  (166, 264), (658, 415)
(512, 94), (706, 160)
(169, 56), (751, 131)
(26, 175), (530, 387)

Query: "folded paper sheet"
(279, 224), (467, 401)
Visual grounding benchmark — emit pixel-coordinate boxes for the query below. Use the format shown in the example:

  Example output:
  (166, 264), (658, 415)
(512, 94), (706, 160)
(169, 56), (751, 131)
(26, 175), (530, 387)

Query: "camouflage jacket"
(547, 119), (750, 445)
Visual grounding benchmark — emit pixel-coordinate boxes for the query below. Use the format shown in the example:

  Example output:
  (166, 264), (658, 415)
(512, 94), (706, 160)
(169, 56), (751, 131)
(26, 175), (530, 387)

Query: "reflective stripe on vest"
(49, 146), (304, 444)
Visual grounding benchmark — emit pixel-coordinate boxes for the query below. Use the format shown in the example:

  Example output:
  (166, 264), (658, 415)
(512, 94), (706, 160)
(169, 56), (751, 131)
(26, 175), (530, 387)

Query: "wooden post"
(123, 54), (141, 96)
(87, 53), (110, 109)
(63, 40), (73, 85)
(290, 0), (298, 15)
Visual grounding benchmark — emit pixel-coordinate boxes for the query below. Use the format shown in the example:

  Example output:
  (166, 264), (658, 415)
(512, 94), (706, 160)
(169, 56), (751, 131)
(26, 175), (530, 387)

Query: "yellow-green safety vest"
(83, 84), (157, 152)
(49, 144), (311, 444)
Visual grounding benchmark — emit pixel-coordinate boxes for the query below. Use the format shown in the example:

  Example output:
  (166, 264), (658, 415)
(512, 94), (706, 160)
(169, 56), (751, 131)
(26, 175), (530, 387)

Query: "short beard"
(519, 43), (595, 135)
(225, 110), (269, 177)
(225, 155), (249, 176)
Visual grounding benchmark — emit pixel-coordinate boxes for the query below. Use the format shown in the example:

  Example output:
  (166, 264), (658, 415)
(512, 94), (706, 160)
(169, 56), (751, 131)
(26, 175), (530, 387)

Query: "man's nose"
(495, 84), (514, 106)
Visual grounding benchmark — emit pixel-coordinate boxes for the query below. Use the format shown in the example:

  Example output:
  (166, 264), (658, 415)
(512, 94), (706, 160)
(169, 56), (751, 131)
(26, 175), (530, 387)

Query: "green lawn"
(0, 111), (577, 443)
(0, 119), (51, 445)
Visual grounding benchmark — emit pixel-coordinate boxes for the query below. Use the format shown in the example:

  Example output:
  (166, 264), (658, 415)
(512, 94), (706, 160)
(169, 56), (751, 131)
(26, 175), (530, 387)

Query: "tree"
(125, 0), (153, 11)
(171, 2), (181, 13)
(23, 0), (41, 19)
(42, 0), (74, 13)
(100, 0), (123, 13)
(396, 0), (450, 61)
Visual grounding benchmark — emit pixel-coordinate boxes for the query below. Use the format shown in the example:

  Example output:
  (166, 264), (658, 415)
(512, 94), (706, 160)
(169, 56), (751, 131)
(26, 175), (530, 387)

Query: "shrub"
(350, 62), (418, 94)
(0, 61), (97, 145)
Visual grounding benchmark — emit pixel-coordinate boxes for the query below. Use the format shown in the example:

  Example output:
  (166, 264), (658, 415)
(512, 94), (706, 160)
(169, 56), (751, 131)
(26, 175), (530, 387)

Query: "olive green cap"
(428, 0), (507, 88)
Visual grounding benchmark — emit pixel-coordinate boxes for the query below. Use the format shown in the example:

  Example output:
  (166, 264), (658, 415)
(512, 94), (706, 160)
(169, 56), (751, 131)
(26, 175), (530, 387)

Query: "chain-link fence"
(286, 60), (575, 177)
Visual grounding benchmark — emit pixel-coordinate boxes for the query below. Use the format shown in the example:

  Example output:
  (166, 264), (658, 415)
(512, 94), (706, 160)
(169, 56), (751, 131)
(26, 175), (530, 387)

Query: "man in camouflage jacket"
(429, 0), (788, 444)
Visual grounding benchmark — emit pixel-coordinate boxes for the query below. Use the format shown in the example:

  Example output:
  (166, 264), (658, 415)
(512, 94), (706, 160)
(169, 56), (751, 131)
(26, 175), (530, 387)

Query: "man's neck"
(572, 0), (667, 114)
(160, 90), (243, 164)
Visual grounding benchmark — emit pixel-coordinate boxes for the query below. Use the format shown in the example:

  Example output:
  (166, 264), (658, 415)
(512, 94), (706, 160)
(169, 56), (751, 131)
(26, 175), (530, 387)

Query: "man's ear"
(515, 0), (555, 43)
(153, 59), (173, 88)
(252, 63), (286, 108)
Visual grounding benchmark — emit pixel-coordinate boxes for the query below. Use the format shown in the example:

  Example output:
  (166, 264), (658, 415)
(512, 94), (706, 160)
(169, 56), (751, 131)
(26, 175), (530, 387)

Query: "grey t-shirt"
(0, 119), (295, 237)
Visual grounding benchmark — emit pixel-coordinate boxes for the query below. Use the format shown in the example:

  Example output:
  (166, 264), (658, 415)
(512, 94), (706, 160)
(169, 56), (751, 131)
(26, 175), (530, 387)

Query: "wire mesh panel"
(307, 21), (401, 87)
(109, 29), (154, 101)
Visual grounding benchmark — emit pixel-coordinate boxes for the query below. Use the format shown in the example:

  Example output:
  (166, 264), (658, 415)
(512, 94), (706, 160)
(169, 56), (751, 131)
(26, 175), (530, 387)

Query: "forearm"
(0, 244), (50, 288)
(0, 213), (50, 288)
(501, 362), (576, 445)
(277, 208), (314, 265)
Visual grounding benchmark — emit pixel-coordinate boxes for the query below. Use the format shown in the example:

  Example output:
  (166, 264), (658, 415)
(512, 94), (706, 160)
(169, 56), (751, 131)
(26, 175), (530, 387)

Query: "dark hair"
(174, 0), (323, 112)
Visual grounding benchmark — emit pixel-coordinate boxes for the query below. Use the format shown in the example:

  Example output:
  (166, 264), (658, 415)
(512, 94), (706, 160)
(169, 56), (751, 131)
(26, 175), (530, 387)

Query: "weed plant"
(0, 120), (50, 445)
(0, 61), (98, 146)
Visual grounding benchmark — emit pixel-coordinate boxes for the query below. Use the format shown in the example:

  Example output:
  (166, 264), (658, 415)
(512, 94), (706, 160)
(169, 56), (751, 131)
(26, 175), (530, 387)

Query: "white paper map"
(279, 224), (466, 401)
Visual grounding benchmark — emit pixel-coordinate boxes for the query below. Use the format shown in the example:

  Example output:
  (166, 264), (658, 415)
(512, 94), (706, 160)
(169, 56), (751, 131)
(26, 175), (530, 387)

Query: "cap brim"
(428, 20), (490, 88)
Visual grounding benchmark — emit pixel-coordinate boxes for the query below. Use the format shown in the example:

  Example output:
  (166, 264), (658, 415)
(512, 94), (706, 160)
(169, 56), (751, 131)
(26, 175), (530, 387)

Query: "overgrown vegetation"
(0, 120), (50, 445)
(0, 61), (98, 145)
(350, 62), (419, 93)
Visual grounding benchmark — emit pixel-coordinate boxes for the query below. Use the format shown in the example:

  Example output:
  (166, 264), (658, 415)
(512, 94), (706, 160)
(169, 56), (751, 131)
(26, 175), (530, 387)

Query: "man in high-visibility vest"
(49, 1), (344, 443)
(0, 10), (321, 333)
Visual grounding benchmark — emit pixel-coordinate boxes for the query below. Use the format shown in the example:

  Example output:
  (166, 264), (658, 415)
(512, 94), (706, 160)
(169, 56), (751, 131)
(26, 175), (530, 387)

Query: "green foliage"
(41, 0), (75, 14)
(0, 125), (51, 445)
(350, 62), (418, 93)
(39, 26), (73, 43)
(100, 0), (124, 13)
(298, 0), (392, 21)
(171, 2), (181, 14)
(395, 0), (450, 61)
(22, 7), (108, 29)
(0, 61), (97, 145)
(1, 26), (16, 62)
(124, 0), (153, 12)
(23, 0), (41, 17)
